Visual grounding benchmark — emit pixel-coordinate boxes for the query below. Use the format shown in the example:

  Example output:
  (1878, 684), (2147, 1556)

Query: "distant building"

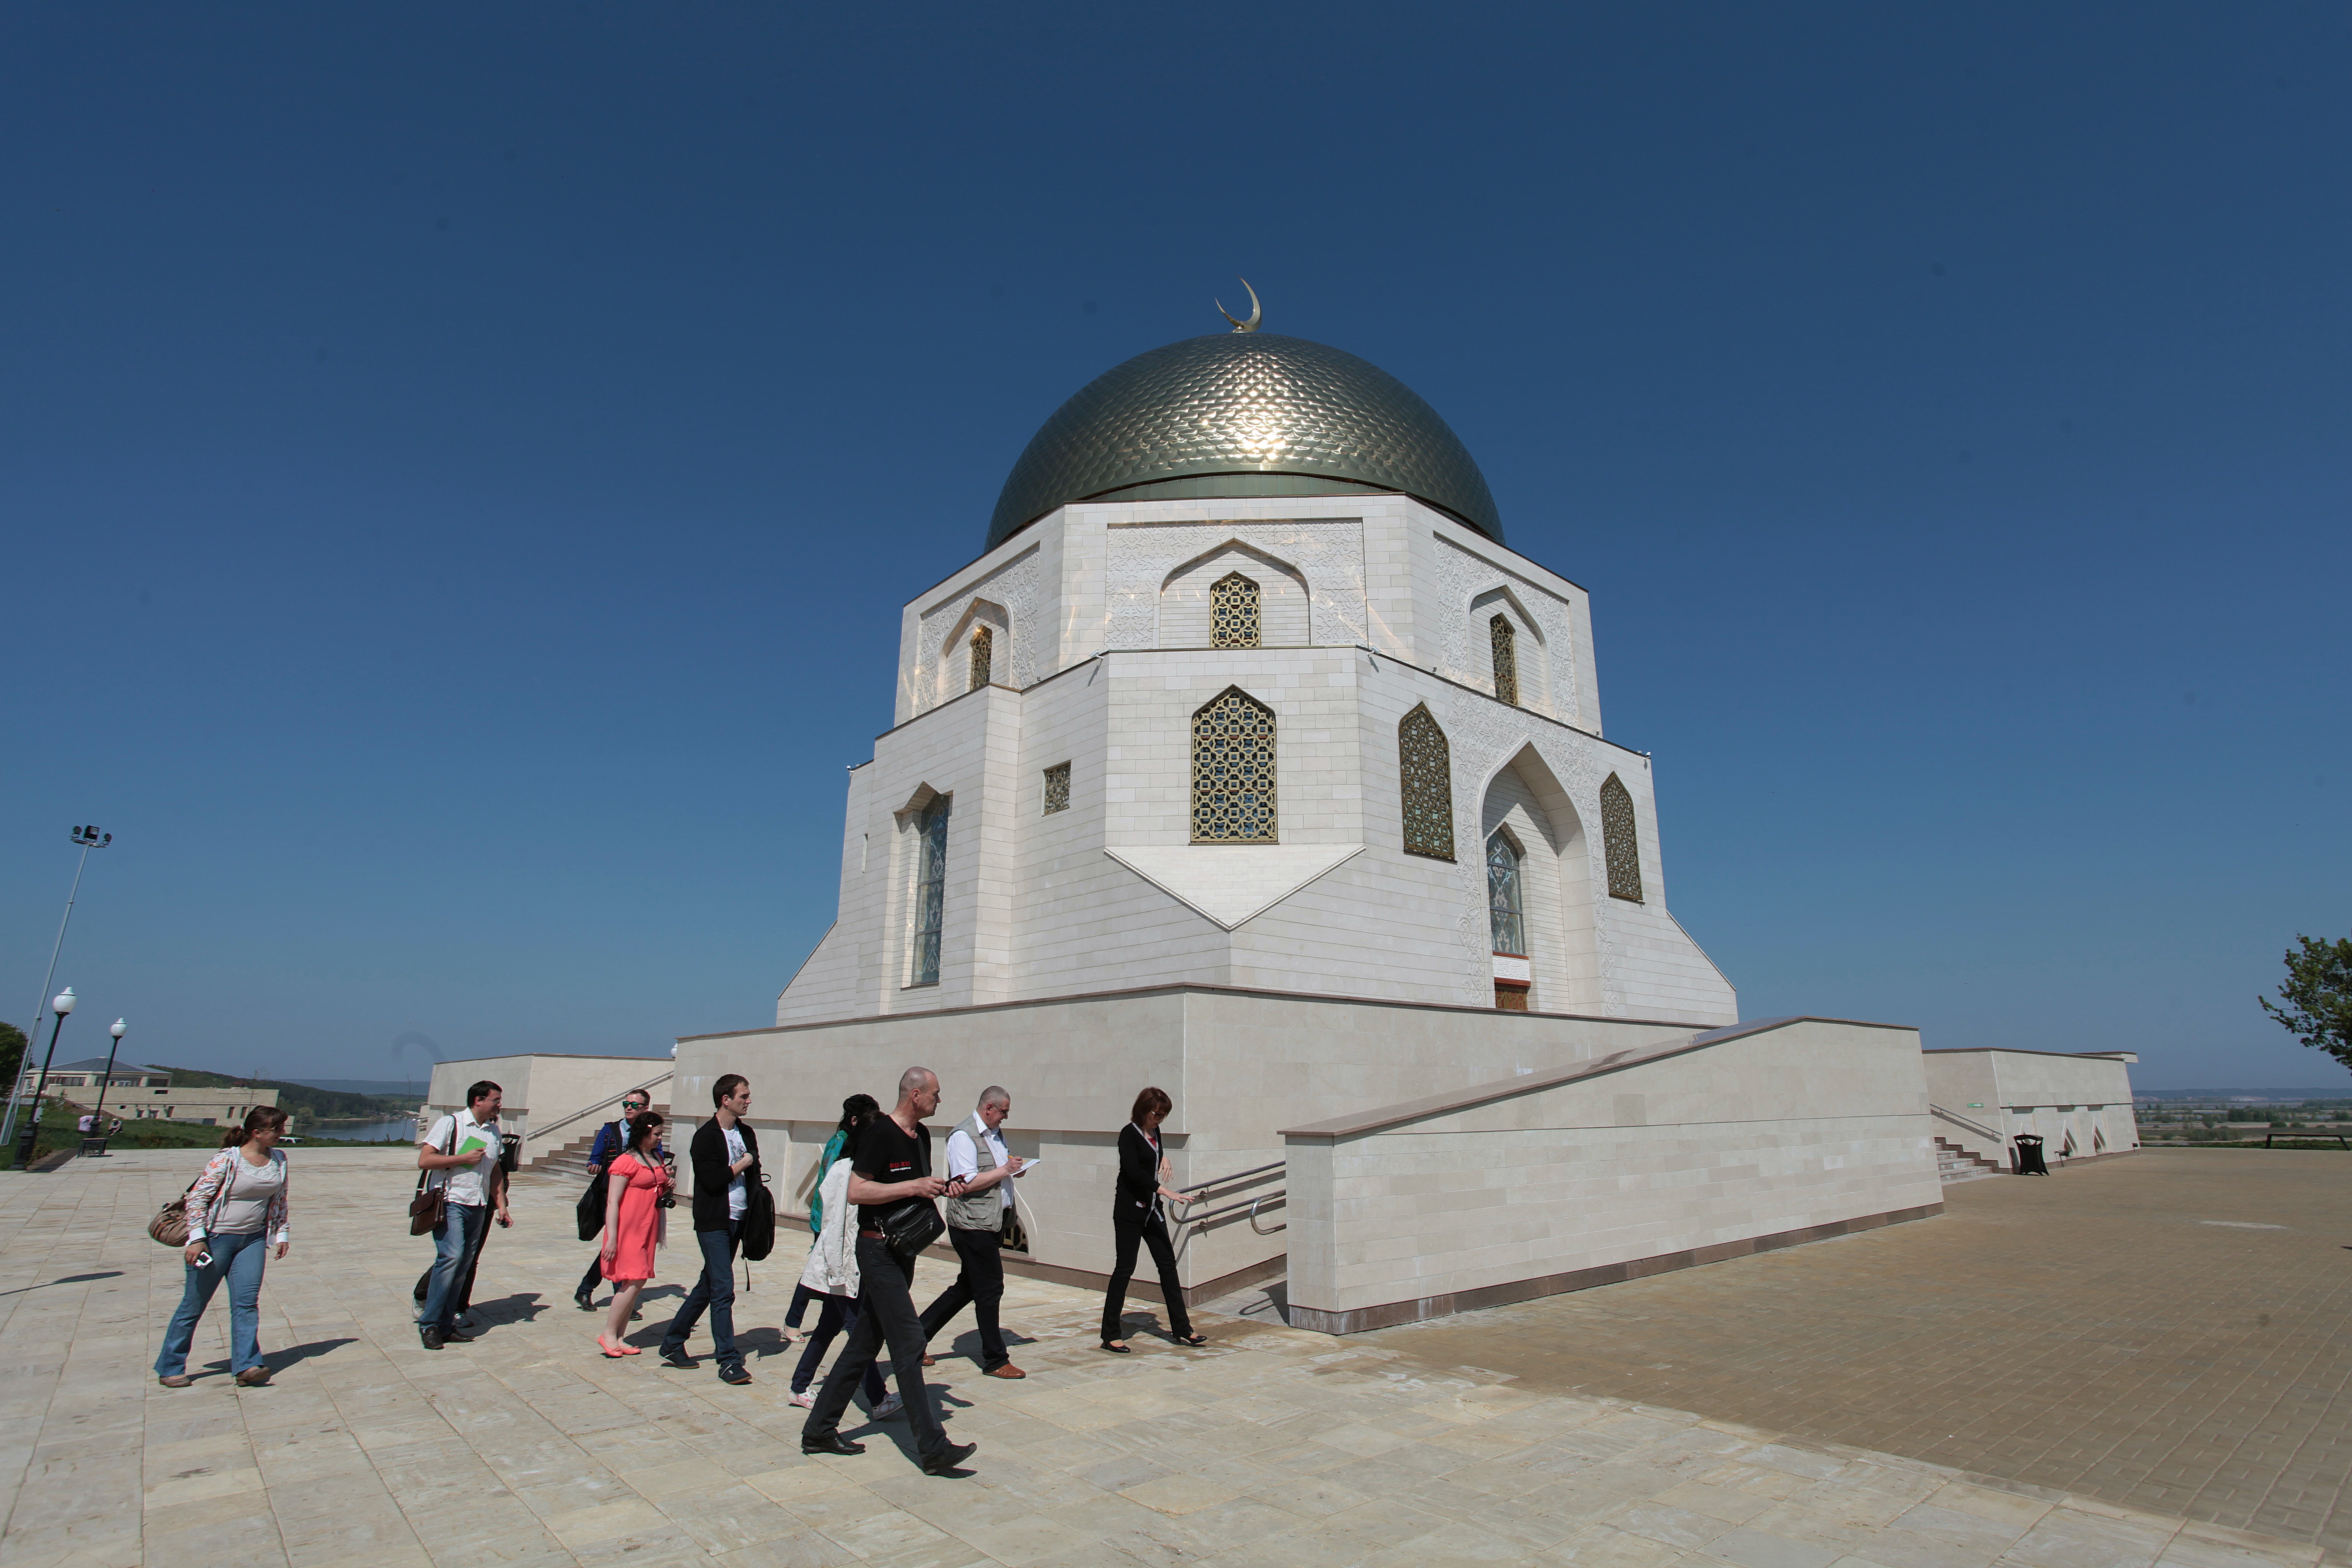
(16, 1058), (170, 1094)
(15, 1060), (279, 1128)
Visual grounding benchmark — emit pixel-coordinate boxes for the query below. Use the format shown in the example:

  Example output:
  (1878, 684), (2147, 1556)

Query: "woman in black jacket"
(1100, 1086), (1207, 1351)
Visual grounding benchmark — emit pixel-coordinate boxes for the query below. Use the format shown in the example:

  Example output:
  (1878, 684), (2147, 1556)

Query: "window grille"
(1600, 773), (1644, 902)
(1397, 704), (1454, 860)
(1190, 687), (1277, 841)
(1489, 614), (1518, 705)
(1210, 572), (1261, 648)
(968, 625), (993, 691)
(1487, 830), (1526, 956)
(1042, 761), (1070, 815)
(910, 796), (950, 984)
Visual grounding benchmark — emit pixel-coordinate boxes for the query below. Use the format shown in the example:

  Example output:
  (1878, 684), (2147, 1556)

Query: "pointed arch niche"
(1159, 542), (1309, 648)
(937, 599), (1010, 707)
(1477, 746), (1599, 1010)
(892, 783), (954, 989)
(1469, 585), (1546, 712)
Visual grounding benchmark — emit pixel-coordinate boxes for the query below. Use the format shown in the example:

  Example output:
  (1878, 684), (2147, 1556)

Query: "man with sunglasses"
(575, 1092), (664, 1313)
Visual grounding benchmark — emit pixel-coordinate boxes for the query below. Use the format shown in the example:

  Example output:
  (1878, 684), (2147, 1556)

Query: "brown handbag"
(148, 1169), (206, 1247)
(409, 1115), (458, 1235)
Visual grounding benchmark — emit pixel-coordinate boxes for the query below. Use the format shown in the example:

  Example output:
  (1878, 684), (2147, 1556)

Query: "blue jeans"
(790, 1291), (890, 1403)
(662, 1223), (741, 1371)
(155, 1230), (269, 1377)
(419, 1202), (487, 1332)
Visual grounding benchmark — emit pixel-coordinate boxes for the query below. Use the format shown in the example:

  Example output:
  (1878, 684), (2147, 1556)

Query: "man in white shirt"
(415, 1081), (511, 1350)
(919, 1085), (1027, 1379)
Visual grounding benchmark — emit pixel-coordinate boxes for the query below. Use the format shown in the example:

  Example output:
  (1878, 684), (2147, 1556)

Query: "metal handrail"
(1182, 1159), (1284, 1193)
(1169, 1160), (1283, 1228)
(1930, 1104), (2004, 1143)
(1248, 1194), (1286, 1235)
(529, 1071), (675, 1145)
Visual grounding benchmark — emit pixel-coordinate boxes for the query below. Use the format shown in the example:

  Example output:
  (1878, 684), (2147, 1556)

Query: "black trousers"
(576, 1251), (607, 1301)
(1100, 1212), (1191, 1343)
(919, 1226), (1007, 1368)
(802, 1236), (947, 1462)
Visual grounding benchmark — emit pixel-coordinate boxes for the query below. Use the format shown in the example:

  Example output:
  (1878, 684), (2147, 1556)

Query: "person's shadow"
(200, 1337), (358, 1379)
(465, 1292), (548, 1328)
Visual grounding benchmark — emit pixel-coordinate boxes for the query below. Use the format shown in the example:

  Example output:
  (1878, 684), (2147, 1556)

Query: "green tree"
(0, 1020), (25, 1090)
(2261, 934), (2352, 1071)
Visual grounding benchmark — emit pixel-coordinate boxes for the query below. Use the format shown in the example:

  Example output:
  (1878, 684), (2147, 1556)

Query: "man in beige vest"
(918, 1085), (1027, 1378)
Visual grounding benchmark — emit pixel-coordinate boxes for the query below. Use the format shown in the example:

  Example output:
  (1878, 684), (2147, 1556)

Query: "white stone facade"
(1921, 1049), (2140, 1169)
(1282, 1016), (1944, 1333)
(783, 494), (1736, 1026)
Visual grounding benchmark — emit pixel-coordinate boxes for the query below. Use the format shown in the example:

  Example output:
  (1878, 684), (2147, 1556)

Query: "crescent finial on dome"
(1216, 278), (1261, 333)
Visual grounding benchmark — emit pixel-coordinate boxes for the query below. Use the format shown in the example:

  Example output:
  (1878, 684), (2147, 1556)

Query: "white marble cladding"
(893, 495), (1596, 733)
(1283, 1019), (1943, 1329)
(685, 988), (1708, 1300)
(780, 636), (1735, 1026)
(805, 492), (1728, 1027)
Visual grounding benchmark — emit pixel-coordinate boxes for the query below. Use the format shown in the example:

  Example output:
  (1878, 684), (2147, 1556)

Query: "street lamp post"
(85, 1019), (127, 1155)
(0, 825), (111, 1150)
(15, 989), (78, 1168)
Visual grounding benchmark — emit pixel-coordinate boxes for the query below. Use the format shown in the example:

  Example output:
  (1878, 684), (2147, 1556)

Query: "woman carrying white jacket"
(789, 1107), (894, 1413)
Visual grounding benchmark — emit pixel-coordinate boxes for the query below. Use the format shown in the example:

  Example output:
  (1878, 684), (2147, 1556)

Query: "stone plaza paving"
(0, 1146), (2339, 1568)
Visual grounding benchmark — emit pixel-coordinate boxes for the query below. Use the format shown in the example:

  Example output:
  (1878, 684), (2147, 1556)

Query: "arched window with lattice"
(1211, 572), (1261, 649)
(910, 794), (951, 984)
(1600, 773), (1644, 902)
(1190, 686), (1277, 842)
(1489, 614), (1518, 705)
(968, 625), (993, 691)
(1487, 829), (1526, 955)
(1397, 704), (1454, 860)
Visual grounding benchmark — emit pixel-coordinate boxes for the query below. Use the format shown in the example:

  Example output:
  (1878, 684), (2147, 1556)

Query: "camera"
(658, 1151), (678, 1208)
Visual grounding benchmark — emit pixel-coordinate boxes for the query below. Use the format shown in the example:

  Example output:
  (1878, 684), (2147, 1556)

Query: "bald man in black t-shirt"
(798, 1065), (978, 1475)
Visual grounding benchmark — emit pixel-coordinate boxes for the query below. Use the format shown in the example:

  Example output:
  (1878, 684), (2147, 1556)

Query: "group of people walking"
(149, 1064), (1210, 1482)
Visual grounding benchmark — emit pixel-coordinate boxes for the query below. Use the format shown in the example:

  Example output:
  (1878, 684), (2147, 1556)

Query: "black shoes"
(921, 1441), (977, 1476)
(420, 1327), (445, 1350)
(574, 1292), (596, 1313)
(718, 1363), (752, 1386)
(801, 1433), (866, 1457)
(659, 1348), (695, 1369)
(440, 1328), (475, 1344)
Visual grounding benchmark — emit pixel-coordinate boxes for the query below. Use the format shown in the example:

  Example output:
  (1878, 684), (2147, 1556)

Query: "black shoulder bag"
(873, 1124), (943, 1263)
(575, 1122), (616, 1242)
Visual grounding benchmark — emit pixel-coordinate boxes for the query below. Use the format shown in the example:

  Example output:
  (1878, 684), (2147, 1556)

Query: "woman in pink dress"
(598, 1111), (672, 1357)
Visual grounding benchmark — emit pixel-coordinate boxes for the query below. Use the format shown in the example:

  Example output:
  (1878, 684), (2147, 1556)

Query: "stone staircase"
(518, 1100), (669, 1182)
(1933, 1136), (2004, 1183)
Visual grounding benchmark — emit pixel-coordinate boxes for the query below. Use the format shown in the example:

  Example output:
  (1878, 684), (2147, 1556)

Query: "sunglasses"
(623, 1102), (646, 1111)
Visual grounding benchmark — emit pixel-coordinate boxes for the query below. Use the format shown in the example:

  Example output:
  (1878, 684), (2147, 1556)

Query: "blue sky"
(2, 5), (2345, 1091)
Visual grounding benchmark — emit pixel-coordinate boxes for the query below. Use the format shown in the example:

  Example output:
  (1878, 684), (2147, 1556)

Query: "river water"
(307, 1117), (420, 1143)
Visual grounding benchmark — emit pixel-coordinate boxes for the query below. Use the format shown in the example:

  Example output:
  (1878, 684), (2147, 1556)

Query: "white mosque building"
(679, 304), (1961, 1332)
(776, 320), (1736, 1025)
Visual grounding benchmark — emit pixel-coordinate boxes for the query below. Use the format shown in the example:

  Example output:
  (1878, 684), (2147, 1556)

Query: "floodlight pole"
(1, 827), (111, 1152)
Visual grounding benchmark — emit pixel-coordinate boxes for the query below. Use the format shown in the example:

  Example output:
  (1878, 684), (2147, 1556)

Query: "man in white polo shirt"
(415, 1080), (511, 1350)
(918, 1084), (1027, 1379)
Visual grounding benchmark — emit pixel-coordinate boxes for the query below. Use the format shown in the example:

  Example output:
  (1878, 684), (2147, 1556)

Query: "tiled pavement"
(1357, 1149), (2352, 1553)
(0, 1146), (2333, 1568)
